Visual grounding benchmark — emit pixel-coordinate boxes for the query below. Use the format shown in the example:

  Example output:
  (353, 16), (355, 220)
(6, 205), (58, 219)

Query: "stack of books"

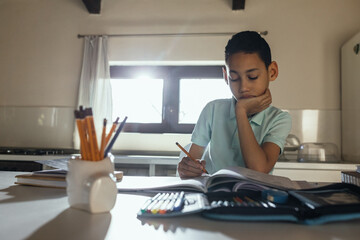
(341, 165), (360, 187)
(15, 169), (123, 189)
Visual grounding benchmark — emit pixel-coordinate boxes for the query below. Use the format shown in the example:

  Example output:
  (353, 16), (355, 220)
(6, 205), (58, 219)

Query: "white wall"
(0, 0), (360, 151)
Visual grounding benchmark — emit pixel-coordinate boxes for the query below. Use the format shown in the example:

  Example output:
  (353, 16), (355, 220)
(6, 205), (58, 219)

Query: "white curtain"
(74, 36), (113, 148)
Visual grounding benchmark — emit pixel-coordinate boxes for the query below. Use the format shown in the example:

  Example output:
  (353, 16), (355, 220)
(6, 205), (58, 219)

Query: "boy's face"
(223, 52), (278, 101)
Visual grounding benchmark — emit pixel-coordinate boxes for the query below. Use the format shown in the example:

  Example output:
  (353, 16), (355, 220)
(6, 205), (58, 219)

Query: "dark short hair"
(225, 31), (272, 68)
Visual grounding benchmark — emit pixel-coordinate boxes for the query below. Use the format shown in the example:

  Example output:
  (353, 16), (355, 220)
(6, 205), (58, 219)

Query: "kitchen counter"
(113, 155), (358, 182)
(1, 154), (358, 182)
(273, 161), (358, 183)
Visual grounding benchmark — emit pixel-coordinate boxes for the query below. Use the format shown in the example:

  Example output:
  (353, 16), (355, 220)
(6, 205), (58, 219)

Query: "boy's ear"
(268, 61), (279, 82)
(222, 67), (229, 85)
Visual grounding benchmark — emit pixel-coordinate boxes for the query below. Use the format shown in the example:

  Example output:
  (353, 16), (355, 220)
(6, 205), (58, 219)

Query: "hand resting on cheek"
(236, 89), (272, 117)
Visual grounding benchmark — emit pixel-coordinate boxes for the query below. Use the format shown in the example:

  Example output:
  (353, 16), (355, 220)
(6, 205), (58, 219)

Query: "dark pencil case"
(137, 183), (360, 225)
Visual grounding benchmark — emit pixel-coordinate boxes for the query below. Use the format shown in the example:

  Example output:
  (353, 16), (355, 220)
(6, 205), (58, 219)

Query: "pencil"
(85, 108), (99, 161)
(175, 142), (208, 174)
(104, 116), (128, 158)
(99, 118), (107, 160)
(81, 117), (91, 160)
(74, 110), (89, 160)
(105, 117), (120, 146)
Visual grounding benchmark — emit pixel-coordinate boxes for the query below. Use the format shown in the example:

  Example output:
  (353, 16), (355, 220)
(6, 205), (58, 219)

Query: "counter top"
(1, 171), (360, 240)
(274, 161), (358, 170)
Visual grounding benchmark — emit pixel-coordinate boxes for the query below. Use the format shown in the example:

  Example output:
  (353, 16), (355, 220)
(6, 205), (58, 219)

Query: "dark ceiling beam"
(82, 0), (101, 14)
(81, 1), (243, 14)
(232, 0), (245, 10)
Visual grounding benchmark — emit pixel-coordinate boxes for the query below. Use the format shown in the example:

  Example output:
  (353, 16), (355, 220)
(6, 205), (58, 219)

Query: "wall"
(0, 0), (360, 153)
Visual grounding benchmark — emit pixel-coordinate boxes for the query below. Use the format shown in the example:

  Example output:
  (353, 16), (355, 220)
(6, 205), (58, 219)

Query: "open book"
(117, 166), (311, 193)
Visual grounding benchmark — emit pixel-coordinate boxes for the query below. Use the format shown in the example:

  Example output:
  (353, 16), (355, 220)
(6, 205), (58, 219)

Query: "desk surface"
(1, 172), (360, 240)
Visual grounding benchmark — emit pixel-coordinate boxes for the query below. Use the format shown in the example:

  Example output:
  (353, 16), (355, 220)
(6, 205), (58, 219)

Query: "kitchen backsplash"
(0, 106), (75, 149)
(286, 109), (341, 152)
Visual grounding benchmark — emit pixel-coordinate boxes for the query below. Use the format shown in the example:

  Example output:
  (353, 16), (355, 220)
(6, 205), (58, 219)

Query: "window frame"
(110, 65), (224, 133)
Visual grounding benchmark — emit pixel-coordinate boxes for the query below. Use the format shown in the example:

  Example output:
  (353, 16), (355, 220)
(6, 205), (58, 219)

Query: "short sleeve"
(263, 111), (292, 154)
(191, 102), (214, 147)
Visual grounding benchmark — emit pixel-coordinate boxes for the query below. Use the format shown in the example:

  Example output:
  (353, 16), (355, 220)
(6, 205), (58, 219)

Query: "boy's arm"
(177, 143), (206, 178)
(235, 89), (279, 173)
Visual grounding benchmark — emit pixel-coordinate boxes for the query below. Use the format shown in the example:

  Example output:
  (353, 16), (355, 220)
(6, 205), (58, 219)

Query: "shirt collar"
(229, 98), (266, 126)
(249, 110), (265, 126)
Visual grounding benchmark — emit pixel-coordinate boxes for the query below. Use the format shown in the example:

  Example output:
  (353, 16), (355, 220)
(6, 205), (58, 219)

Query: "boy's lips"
(239, 95), (254, 99)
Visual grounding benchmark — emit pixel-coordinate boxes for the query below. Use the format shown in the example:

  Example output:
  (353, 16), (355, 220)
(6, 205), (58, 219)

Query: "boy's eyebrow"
(229, 68), (260, 75)
(245, 68), (260, 73)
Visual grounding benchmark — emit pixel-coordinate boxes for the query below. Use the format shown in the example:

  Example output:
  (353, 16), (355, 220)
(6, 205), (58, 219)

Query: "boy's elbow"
(247, 164), (271, 174)
(251, 166), (271, 174)
(247, 159), (275, 174)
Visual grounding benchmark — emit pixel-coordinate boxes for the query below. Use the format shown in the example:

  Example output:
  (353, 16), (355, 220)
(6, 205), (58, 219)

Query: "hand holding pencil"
(176, 142), (209, 178)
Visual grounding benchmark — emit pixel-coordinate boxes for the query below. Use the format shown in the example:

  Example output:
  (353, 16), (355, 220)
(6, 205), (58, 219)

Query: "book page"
(36, 158), (69, 170)
(15, 178), (66, 188)
(33, 169), (67, 178)
(116, 176), (210, 193)
(207, 166), (301, 190)
(232, 181), (270, 191)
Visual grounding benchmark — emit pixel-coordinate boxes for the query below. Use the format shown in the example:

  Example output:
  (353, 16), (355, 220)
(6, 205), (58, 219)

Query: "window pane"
(110, 78), (163, 123)
(179, 79), (231, 124)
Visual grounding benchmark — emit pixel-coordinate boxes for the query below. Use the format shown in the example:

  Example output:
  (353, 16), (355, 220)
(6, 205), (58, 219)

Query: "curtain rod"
(77, 31), (268, 38)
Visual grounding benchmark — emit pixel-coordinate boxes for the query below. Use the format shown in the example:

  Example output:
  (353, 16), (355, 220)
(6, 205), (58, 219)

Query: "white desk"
(1, 171), (360, 240)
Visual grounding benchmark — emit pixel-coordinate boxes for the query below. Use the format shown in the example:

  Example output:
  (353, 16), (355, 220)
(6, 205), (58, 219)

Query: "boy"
(177, 31), (291, 178)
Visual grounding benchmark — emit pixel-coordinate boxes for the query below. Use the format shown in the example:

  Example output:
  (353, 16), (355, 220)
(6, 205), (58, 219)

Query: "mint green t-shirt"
(191, 98), (292, 174)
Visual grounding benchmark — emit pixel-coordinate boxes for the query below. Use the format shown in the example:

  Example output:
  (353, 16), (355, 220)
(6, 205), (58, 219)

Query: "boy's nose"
(239, 80), (249, 92)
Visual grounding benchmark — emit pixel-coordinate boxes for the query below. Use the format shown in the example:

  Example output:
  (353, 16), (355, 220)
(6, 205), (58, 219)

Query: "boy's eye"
(229, 73), (240, 82)
(229, 76), (240, 82)
(248, 75), (258, 80)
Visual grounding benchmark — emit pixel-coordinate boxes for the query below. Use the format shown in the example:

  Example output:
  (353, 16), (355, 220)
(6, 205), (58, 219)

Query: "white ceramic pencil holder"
(66, 155), (117, 214)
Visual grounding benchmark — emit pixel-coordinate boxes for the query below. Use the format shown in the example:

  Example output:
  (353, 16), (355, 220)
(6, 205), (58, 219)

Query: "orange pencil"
(85, 108), (99, 161)
(74, 110), (89, 160)
(175, 142), (208, 174)
(81, 117), (91, 160)
(105, 117), (119, 147)
(77, 118), (87, 159)
(99, 118), (107, 160)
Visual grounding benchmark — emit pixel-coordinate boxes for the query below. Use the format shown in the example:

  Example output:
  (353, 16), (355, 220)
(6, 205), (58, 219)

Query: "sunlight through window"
(179, 79), (230, 123)
(111, 78), (163, 123)
(110, 65), (224, 133)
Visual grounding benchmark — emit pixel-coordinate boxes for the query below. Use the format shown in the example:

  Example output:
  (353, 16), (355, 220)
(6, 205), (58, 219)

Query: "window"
(110, 65), (230, 133)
